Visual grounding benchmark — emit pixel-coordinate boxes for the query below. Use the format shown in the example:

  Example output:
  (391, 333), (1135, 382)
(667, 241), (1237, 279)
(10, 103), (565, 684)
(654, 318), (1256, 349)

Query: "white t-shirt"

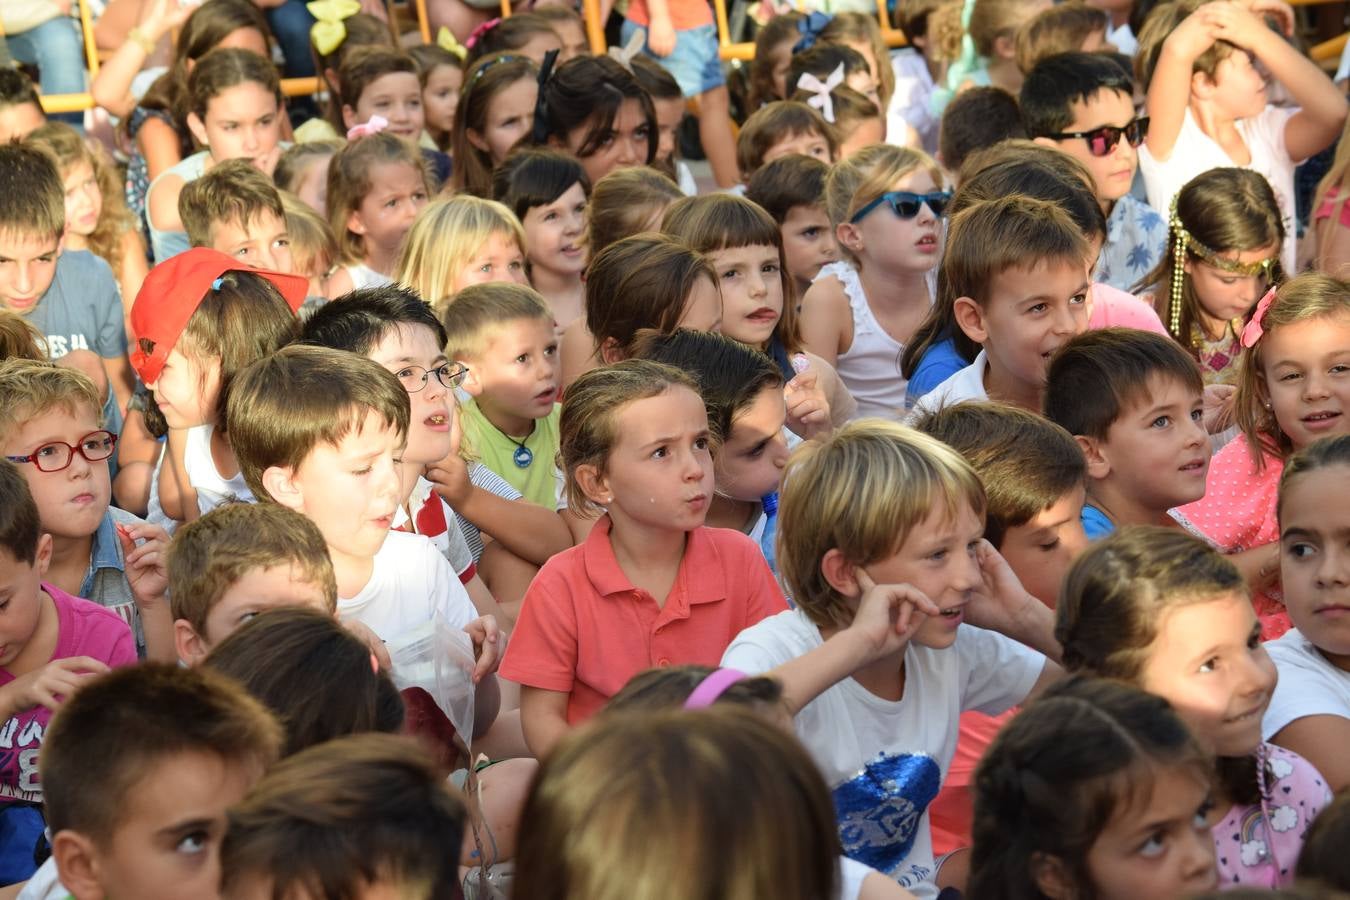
(839, 857), (873, 900)
(16, 858), (62, 900)
(906, 350), (990, 422)
(336, 531), (477, 643)
(183, 424), (254, 516)
(1138, 105), (1299, 275)
(722, 609), (1045, 898)
(1262, 626), (1350, 738)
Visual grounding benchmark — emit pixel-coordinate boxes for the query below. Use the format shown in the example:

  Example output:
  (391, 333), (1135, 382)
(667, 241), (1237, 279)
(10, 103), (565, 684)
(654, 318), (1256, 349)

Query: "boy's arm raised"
(763, 574), (940, 717)
(1216, 3), (1348, 161)
(1145, 5), (1223, 161)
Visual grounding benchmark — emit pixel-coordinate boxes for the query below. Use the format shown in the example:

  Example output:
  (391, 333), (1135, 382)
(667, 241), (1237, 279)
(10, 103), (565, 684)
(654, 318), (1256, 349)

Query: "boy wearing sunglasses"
(0, 358), (173, 662)
(1021, 51), (1167, 293)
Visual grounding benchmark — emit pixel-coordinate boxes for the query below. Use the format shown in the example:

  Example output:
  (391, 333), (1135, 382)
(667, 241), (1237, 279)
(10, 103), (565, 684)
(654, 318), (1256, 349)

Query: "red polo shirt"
(500, 516), (787, 724)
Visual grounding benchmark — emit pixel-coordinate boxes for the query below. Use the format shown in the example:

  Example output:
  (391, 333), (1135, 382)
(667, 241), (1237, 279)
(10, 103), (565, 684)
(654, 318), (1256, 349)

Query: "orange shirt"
(500, 515), (788, 724)
(625, 0), (714, 31)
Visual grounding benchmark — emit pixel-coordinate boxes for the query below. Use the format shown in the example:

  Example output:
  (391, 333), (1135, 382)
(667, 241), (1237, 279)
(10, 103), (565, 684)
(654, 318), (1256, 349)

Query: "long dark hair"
(534, 55), (656, 165)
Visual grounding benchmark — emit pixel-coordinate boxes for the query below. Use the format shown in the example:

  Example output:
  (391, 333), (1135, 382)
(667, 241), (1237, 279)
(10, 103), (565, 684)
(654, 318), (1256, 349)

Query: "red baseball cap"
(130, 248), (309, 384)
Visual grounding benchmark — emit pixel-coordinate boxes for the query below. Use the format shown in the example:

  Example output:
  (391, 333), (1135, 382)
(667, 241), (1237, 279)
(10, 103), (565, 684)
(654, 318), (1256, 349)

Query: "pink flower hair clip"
(1240, 287), (1278, 348)
(346, 115), (389, 140)
(465, 17), (501, 49)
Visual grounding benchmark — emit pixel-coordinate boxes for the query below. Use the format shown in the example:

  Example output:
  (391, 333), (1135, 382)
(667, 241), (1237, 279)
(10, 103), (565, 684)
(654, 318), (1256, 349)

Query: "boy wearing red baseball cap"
(129, 248), (307, 527)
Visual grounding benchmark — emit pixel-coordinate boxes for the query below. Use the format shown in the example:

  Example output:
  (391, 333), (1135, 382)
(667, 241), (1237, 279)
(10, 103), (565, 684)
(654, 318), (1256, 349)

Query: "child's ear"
(346, 208), (368, 237)
(952, 296), (990, 344)
(466, 128), (490, 154)
(598, 337), (625, 365)
(820, 548), (862, 599)
(1031, 136), (1060, 150)
(34, 533), (52, 577)
(459, 361), (484, 397)
(1075, 434), (1112, 480)
(186, 112), (209, 148)
(835, 221), (863, 256)
(1030, 851), (1075, 900)
(262, 465), (306, 512)
(993, 32), (1017, 60)
(1191, 68), (1218, 101)
(51, 830), (102, 900)
(574, 463), (611, 508)
(341, 105), (357, 130)
(174, 618), (209, 667)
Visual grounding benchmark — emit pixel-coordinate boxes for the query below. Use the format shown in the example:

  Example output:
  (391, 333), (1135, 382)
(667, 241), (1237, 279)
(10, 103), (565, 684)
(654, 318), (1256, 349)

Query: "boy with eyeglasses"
(1020, 51), (1167, 293)
(0, 358), (173, 661)
(0, 459), (136, 882)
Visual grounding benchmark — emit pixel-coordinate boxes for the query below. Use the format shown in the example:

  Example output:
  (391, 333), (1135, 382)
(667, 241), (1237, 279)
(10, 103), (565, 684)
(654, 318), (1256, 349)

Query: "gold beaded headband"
(1168, 199), (1278, 336)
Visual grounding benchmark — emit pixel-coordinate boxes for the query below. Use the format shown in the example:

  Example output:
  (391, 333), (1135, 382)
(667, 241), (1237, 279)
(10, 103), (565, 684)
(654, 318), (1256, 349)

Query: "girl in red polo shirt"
(500, 360), (788, 757)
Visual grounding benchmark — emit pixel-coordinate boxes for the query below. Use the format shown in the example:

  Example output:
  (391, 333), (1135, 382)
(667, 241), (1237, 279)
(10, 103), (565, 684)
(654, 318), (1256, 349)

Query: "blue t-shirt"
(1082, 504), (1115, 540)
(26, 250), (126, 361)
(905, 337), (970, 407)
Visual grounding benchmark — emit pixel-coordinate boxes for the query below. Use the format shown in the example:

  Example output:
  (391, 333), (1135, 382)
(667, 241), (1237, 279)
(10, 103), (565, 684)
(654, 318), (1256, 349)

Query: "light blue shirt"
(1096, 193), (1166, 294)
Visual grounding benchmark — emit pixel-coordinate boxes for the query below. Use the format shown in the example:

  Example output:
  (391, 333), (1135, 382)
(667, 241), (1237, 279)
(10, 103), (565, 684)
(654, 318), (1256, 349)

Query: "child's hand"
(342, 619), (393, 672)
(851, 570), (942, 661)
(1242, 0), (1295, 36)
(427, 402), (473, 508)
(1202, 383), (1237, 434)
(647, 14), (677, 57)
(117, 522), (170, 610)
(143, 0), (197, 39)
(5, 657), (109, 713)
(784, 356), (832, 440)
(1207, 1), (1275, 50)
(251, 145), (284, 178)
(965, 540), (1039, 635)
(463, 615), (502, 682)
(1166, 3), (1224, 60)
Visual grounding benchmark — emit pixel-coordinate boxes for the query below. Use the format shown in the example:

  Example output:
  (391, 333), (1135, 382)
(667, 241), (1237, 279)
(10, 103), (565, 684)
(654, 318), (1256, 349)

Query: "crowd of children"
(5, 0), (1350, 895)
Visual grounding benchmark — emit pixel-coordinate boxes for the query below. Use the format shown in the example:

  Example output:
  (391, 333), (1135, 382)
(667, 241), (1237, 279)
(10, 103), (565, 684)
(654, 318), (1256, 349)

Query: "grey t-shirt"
(27, 249), (127, 361)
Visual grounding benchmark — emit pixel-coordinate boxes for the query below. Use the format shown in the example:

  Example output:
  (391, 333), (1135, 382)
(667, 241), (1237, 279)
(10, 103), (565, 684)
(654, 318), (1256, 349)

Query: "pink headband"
(1240, 287), (1278, 348)
(684, 668), (747, 709)
(347, 114), (388, 140)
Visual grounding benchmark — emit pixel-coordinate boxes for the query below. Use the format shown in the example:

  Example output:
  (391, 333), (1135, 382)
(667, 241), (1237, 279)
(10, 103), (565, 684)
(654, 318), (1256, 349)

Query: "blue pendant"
(513, 445), (533, 468)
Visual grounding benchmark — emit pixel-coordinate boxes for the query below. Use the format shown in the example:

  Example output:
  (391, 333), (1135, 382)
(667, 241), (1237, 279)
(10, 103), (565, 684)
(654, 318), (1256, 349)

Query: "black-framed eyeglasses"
(850, 190), (953, 224)
(395, 363), (469, 393)
(5, 430), (118, 473)
(1044, 117), (1149, 157)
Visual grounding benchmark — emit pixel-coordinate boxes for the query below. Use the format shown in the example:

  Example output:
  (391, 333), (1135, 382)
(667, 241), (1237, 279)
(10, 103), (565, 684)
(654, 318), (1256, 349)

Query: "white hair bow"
(608, 29), (644, 71)
(798, 63), (845, 124)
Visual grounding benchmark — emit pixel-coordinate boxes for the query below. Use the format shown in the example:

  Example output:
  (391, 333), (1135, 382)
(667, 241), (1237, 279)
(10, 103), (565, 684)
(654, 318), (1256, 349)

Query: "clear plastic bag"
(386, 615), (477, 744)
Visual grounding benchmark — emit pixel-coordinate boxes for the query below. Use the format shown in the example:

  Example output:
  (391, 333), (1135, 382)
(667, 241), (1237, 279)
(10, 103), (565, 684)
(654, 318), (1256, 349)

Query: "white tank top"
(819, 261), (908, 420)
(345, 264), (393, 290)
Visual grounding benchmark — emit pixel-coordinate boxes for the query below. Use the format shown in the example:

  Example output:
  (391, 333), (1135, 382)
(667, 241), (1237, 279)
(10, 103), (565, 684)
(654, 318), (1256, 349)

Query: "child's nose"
(614, 137), (639, 167)
(14, 263), (31, 293)
(1303, 371), (1332, 400)
(1180, 823), (1217, 883)
(1316, 544), (1350, 587)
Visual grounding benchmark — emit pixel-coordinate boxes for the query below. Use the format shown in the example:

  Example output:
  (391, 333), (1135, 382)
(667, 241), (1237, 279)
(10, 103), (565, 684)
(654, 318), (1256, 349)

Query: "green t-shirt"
(461, 400), (562, 508)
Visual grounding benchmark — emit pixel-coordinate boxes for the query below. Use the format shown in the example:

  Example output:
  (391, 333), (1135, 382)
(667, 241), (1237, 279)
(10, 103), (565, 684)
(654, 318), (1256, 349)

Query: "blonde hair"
(1234, 272), (1350, 468)
(968, 0), (1042, 58)
(820, 12), (895, 108)
(168, 502), (337, 635)
(1015, 2), (1109, 73)
(226, 345), (410, 502)
(0, 357), (103, 444)
(778, 419), (986, 630)
(24, 123), (137, 281)
(560, 359), (703, 516)
(393, 195), (526, 305)
(0, 311), (46, 362)
(586, 167), (684, 259)
(326, 132), (430, 266)
(662, 193), (802, 354)
(825, 144), (944, 263)
(441, 282), (552, 360)
(178, 158), (285, 249)
(514, 708), (841, 900)
(281, 191), (338, 285)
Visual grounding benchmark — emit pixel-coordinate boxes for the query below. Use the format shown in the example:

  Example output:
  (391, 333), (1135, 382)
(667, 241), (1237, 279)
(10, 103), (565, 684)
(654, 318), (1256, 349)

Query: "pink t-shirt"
(500, 516), (788, 724)
(0, 585), (136, 804)
(1213, 744), (1330, 888)
(1175, 436), (1291, 639)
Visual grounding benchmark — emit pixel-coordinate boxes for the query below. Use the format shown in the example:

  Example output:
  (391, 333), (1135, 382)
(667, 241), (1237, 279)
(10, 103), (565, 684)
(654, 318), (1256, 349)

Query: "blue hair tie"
(211, 277), (225, 291)
(793, 11), (832, 53)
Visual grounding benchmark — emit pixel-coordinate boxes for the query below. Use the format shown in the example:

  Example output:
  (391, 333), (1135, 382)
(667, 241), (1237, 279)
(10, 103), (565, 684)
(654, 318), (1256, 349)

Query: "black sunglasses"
(850, 190), (953, 224)
(1044, 117), (1149, 157)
